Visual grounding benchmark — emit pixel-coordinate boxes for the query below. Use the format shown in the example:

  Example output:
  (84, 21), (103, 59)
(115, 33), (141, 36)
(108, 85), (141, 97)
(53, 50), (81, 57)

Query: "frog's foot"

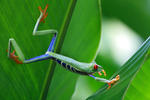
(98, 69), (106, 76)
(102, 69), (106, 76)
(8, 50), (23, 64)
(38, 4), (48, 23)
(107, 75), (120, 89)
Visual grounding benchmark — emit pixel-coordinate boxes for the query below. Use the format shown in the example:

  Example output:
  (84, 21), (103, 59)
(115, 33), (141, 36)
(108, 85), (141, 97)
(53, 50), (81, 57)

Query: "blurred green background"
(0, 0), (149, 100)
(72, 0), (150, 100)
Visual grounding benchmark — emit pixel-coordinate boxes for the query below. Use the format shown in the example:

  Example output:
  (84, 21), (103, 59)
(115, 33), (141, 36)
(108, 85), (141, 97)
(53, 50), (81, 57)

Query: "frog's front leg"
(89, 74), (120, 89)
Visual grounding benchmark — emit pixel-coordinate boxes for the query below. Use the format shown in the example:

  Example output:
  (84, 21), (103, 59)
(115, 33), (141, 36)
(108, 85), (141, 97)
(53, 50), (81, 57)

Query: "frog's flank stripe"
(52, 58), (88, 75)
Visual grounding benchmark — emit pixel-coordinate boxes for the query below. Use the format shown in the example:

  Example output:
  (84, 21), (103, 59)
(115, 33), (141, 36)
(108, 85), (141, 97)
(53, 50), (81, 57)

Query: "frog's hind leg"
(47, 33), (57, 52)
(7, 38), (52, 64)
(33, 4), (58, 52)
(24, 54), (51, 63)
(22, 32), (57, 63)
(7, 4), (57, 64)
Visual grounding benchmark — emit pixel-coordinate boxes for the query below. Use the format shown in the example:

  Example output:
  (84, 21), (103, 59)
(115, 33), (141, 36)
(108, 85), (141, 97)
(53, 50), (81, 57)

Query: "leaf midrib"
(39, 0), (77, 100)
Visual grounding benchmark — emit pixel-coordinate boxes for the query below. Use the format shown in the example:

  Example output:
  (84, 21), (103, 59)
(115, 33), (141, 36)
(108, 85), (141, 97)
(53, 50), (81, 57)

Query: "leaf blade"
(0, 0), (76, 99)
(87, 36), (150, 100)
(124, 52), (150, 100)
(46, 0), (101, 99)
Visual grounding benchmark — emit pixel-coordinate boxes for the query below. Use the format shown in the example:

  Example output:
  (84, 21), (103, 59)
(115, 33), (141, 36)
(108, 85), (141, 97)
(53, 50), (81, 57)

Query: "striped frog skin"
(51, 56), (92, 75)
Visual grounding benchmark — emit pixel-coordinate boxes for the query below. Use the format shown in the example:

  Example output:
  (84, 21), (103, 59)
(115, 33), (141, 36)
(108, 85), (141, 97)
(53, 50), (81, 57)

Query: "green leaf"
(46, 0), (101, 100)
(0, 0), (101, 100)
(87, 36), (150, 100)
(124, 53), (150, 100)
(0, 0), (72, 99)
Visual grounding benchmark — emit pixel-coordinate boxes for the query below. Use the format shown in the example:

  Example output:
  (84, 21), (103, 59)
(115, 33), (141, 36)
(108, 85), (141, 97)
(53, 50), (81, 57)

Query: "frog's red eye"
(94, 64), (98, 70)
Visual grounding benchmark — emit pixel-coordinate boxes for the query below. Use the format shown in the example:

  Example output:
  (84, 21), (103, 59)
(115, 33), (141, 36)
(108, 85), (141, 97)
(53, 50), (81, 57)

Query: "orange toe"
(43, 4), (48, 14)
(9, 51), (23, 64)
(38, 6), (43, 12)
(107, 82), (111, 89)
(38, 4), (49, 23)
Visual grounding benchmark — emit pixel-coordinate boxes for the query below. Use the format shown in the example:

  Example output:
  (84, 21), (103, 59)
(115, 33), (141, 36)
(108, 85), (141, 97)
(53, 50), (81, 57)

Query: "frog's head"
(93, 64), (106, 76)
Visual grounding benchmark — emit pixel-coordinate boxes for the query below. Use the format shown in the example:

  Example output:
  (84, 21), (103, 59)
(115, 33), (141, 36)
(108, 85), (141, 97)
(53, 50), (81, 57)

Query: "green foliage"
(0, 0), (149, 100)
(0, 0), (100, 100)
(46, 0), (101, 99)
(99, 0), (150, 99)
(124, 53), (150, 100)
(87, 37), (150, 100)
(0, 0), (73, 99)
